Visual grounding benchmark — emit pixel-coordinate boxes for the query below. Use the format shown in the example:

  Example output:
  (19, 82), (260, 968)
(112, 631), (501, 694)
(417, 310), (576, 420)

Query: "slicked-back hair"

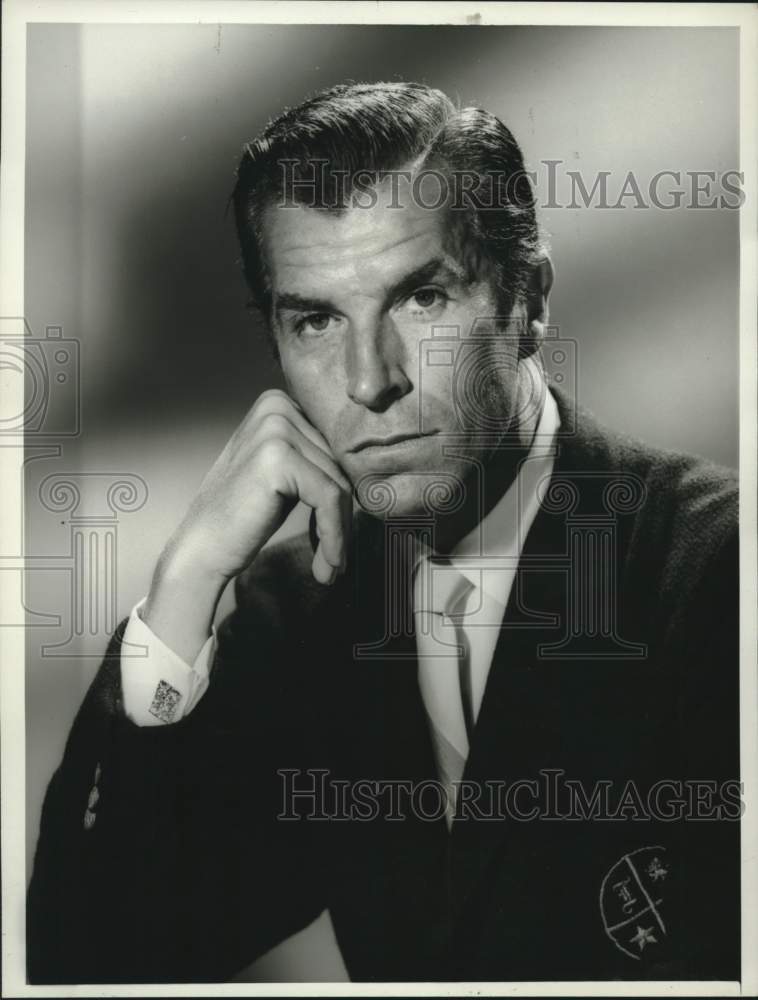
(231, 81), (545, 324)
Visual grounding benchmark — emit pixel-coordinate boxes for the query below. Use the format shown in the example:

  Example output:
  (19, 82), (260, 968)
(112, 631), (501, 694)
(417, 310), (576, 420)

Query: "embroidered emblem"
(646, 855), (668, 882)
(630, 924), (657, 951)
(611, 876), (638, 914)
(148, 680), (183, 724)
(600, 846), (670, 960)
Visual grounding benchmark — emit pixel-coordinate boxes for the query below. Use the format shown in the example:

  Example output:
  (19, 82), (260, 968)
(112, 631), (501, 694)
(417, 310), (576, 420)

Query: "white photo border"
(2, 2), (755, 997)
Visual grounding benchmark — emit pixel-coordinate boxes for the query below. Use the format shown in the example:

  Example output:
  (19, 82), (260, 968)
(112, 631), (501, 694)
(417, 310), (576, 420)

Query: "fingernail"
(325, 566), (338, 585)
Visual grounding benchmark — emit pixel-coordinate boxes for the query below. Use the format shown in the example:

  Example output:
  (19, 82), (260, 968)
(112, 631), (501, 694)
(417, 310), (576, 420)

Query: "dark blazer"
(27, 389), (740, 984)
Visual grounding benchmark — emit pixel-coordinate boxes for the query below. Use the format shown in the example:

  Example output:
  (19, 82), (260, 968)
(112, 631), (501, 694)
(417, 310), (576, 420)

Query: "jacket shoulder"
(564, 400), (738, 631)
(609, 427), (736, 561)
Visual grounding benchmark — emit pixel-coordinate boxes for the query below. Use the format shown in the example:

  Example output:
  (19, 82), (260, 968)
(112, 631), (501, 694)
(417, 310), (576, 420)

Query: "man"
(27, 82), (740, 984)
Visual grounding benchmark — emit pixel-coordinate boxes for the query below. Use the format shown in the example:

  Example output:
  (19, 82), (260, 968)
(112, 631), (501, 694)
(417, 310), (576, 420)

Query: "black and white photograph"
(1, 1), (756, 994)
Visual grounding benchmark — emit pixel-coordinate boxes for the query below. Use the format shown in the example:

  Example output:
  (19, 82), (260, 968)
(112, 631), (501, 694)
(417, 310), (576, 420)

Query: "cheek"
(416, 304), (521, 419)
(448, 341), (522, 432)
(280, 351), (344, 429)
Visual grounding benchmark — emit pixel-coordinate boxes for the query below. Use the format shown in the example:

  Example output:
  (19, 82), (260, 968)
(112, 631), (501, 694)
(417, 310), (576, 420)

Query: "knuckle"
(259, 388), (286, 403)
(252, 388), (286, 415)
(259, 411), (292, 438)
(255, 437), (291, 470)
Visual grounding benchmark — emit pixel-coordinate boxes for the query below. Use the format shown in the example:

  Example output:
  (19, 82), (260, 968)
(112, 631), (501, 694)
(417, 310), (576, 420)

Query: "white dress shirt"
(120, 386), (560, 727)
(411, 386), (560, 731)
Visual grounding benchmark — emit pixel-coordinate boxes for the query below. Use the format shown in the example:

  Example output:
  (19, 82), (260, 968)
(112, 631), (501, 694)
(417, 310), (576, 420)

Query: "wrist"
(157, 531), (231, 597)
(143, 539), (228, 665)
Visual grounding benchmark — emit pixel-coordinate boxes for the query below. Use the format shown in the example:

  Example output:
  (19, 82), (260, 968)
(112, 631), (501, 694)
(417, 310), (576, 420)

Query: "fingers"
(244, 391), (353, 586)
(251, 390), (335, 461)
(249, 411), (350, 493)
(312, 540), (337, 585)
(280, 454), (350, 584)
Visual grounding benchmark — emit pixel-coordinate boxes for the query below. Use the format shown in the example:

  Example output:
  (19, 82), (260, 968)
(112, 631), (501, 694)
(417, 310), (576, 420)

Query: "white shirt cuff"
(119, 597), (217, 726)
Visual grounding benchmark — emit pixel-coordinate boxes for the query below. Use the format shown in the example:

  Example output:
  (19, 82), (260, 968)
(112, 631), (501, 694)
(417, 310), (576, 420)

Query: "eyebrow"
(273, 257), (467, 319)
(274, 292), (335, 315)
(388, 258), (466, 309)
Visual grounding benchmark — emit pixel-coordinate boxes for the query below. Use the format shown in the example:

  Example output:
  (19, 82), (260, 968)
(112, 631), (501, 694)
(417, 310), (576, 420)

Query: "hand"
(143, 390), (352, 662)
(175, 388), (351, 584)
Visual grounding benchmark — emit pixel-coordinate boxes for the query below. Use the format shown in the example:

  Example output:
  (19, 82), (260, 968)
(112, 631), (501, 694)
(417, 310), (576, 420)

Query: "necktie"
(413, 557), (475, 828)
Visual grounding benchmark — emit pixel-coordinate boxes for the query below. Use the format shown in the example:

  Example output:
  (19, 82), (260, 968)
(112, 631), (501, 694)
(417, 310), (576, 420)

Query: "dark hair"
(231, 81), (545, 321)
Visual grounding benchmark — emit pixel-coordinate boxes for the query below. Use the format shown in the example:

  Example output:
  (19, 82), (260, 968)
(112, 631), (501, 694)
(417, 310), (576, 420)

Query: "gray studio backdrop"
(23, 23), (738, 980)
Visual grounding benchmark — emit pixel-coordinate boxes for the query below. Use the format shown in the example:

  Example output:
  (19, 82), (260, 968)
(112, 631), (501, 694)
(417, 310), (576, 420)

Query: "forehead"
(262, 179), (461, 298)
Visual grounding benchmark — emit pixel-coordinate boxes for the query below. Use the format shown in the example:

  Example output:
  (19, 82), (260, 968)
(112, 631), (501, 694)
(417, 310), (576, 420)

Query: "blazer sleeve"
(27, 603), (331, 984)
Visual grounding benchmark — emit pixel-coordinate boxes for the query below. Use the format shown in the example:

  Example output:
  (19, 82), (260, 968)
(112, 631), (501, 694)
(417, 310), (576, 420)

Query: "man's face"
(264, 176), (534, 517)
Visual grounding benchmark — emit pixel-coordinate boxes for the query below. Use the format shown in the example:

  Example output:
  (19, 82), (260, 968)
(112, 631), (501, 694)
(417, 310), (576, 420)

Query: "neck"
(431, 360), (546, 554)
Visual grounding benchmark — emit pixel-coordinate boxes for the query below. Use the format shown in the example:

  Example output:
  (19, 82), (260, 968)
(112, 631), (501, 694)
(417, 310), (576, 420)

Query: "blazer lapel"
(448, 390), (635, 916)
(450, 473), (570, 907)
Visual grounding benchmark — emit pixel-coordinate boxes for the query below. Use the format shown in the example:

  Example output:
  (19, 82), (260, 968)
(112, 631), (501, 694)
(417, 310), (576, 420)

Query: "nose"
(345, 318), (412, 412)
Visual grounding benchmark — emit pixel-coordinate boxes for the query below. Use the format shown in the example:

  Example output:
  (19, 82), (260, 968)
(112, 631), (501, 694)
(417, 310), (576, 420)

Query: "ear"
(520, 257), (554, 358)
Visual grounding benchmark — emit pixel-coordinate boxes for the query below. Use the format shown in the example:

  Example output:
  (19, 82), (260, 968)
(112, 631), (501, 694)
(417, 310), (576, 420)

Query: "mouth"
(349, 430), (439, 454)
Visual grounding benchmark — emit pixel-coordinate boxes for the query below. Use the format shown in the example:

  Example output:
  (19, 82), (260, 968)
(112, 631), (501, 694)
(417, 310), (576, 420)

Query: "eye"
(403, 287), (448, 317)
(295, 313), (335, 337)
(411, 287), (444, 309)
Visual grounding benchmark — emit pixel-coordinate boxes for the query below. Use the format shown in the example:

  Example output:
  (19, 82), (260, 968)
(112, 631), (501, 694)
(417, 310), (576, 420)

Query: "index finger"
(256, 390), (339, 466)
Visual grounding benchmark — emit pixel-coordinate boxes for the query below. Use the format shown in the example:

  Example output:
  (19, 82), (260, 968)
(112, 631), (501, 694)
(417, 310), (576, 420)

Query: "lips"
(349, 430), (438, 453)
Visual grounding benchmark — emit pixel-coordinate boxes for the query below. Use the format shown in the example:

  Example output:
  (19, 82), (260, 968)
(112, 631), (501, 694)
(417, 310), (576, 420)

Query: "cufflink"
(148, 679), (183, 724)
